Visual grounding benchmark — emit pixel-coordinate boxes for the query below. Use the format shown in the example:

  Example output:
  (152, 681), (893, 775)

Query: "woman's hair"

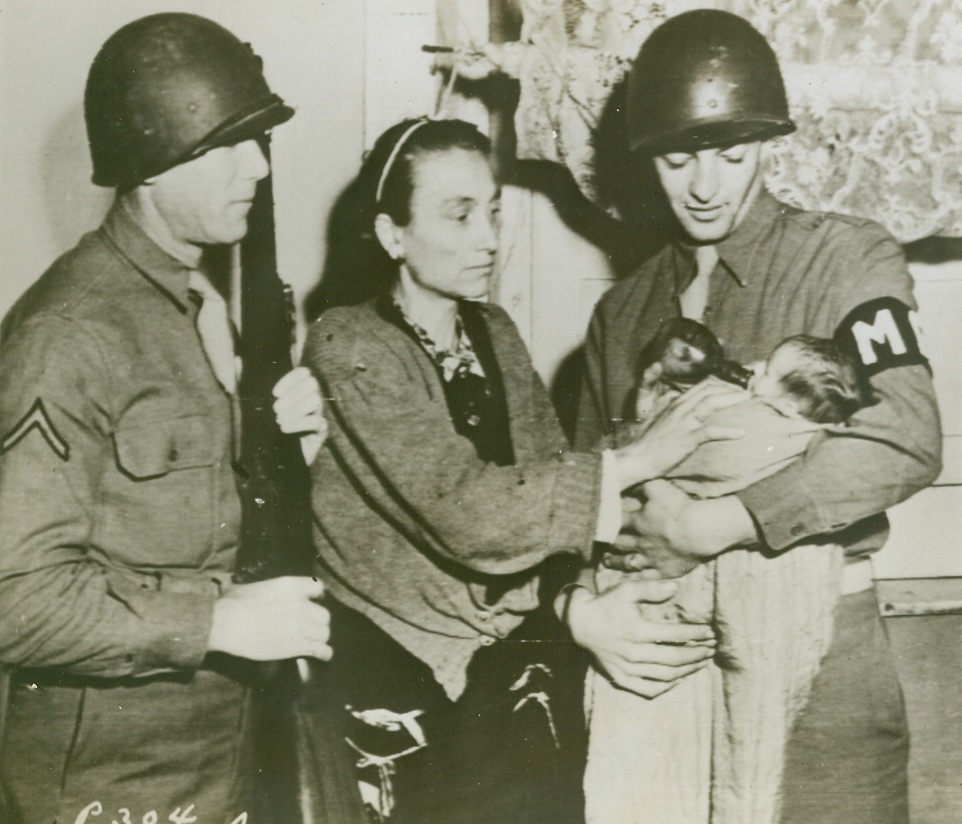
(311, 119), (493, 310)
(775, 335), (872, 424)
(363, 118), (492, 227)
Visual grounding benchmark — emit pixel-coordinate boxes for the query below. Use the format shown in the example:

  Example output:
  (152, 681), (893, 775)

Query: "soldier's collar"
(100, 201), (195, 312)
(671, 189), (786, 293)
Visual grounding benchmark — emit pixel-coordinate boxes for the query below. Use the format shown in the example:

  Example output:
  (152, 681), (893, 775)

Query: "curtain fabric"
(467, 0), (962, 242)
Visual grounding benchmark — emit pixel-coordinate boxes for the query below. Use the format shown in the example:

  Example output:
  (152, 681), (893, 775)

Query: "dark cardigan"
(303, 298), (602, 697)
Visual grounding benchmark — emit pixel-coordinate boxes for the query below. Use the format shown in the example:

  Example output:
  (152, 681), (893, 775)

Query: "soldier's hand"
(565, 578), (715, 698)
(273, 367), (328, 465)
(607, 480), (758, 574)
(208, 576), (333, 661)
(605, 488), (705, 578)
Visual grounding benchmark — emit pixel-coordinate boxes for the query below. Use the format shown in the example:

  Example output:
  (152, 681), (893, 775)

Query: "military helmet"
(626, 10), (795, 154)
(85, 13), (294, 188)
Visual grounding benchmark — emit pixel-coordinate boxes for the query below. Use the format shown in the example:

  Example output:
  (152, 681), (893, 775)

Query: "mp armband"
(834, 297), (929, 379)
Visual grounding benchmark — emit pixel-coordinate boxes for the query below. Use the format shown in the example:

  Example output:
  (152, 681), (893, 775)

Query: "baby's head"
(749, 335), (870, 424)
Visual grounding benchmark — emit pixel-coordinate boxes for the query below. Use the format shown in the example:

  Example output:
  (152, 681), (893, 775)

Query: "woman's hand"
(613, 377), (747, 490)
(272, 367), (329, 465)
(564, 578), (716, 698)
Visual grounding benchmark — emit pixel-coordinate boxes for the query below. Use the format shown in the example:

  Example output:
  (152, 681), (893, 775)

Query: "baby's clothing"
(667, 396), (824, 498)
(586, 395), (842, 824)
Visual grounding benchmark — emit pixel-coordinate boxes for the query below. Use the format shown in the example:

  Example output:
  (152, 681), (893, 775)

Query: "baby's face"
(748, 343), (798, 401)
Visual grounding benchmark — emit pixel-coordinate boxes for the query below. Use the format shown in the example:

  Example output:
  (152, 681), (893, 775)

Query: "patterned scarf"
(396, 304), (486, 383)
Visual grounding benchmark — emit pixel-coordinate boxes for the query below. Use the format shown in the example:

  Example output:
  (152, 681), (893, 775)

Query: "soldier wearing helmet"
(577, 10), (940, 824)
(0, 14), (332, 821)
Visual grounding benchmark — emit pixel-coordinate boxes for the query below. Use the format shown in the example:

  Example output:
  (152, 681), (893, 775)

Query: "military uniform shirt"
(0, 202), (249, 821)
(576, 190), (942, 553)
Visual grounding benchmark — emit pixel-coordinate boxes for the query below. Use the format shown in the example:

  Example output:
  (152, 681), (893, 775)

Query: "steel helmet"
(85, 13), (294, 188)
(626, 10), (795, 154)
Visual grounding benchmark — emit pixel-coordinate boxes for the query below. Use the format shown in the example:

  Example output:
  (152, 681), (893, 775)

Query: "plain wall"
(0, 0), (366, 338)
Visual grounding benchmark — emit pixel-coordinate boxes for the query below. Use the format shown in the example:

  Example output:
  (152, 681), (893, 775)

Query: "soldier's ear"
(374, 212), (405, 261)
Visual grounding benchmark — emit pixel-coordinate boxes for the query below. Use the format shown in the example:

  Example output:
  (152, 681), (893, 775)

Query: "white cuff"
(595, 449), (622, 544)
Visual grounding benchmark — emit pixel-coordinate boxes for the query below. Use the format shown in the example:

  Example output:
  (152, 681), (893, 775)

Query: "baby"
(584, 324), (871, 824)
(744, 333), (867, 423)
(642, 316), (866, 421)
(618, 324), (870, 523)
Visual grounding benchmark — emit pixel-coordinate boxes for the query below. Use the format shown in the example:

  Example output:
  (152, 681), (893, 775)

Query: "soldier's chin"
(684, 224), (733, 244)
(677, 212), (738, 244)
(214, 219), (251, 246)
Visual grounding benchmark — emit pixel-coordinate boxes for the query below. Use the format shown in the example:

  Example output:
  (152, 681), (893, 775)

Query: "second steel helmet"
(85, 13), (294, 188)
(626, 10), (795, 154)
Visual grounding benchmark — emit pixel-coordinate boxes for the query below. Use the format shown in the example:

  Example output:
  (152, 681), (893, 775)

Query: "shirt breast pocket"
(106, 412), (219, 566)
(113, 413), (214, 479)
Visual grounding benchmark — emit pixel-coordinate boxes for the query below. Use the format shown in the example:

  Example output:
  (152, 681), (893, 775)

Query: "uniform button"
(477, 611), (490, 622)
(479, 635), (495, 647)
(168, 447), (179, 462)
(466, 414), (481, 427)
(790, 523), (805, 537)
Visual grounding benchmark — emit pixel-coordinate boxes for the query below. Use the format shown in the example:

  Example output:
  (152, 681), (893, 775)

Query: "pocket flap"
(113, 414), (214, 479)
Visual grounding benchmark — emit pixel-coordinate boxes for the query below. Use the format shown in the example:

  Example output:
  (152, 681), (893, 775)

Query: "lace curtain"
(461, 0), (962, 242)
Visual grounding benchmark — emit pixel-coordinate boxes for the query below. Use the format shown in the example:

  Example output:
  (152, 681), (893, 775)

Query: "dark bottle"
(643, 317), (753, 389)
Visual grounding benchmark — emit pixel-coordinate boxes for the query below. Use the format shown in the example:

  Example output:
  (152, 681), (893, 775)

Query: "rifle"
(232, 137), (368, 824)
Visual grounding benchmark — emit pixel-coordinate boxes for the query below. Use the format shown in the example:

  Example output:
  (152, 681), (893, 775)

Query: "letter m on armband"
(834, 297), (930, 379)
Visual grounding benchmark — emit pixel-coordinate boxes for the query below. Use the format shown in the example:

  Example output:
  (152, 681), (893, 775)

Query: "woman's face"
(388, 148), (500, 303)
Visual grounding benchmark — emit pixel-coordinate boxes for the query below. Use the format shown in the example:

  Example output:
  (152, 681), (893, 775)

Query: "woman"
(303, 118), (741, 824)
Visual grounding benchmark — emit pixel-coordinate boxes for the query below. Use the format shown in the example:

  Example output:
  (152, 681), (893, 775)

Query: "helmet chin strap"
(730, 161), (767, 232)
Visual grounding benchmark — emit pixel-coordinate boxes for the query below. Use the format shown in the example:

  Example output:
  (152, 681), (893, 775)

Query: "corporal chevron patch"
(2, 398), (70, 460)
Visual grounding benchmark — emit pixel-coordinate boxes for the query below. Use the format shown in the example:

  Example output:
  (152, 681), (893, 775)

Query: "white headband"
(375, 119), (430, 205)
